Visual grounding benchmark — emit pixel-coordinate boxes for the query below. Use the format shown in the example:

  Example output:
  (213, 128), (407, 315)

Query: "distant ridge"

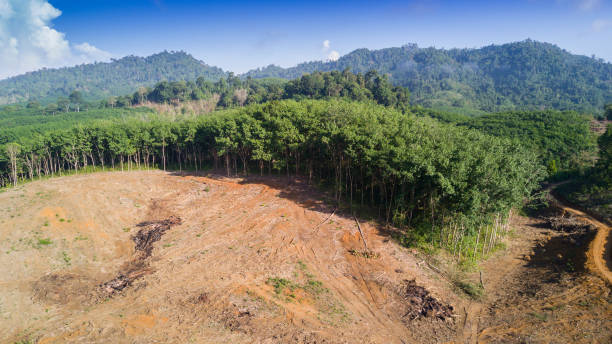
(245, 40), (612, 114)
(2, 40), (611, 114)
(0, 51), (226, 105)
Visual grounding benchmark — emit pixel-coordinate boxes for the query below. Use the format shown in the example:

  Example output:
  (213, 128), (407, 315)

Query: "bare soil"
(1, 171), (610, 343)
(1, 171), (458, 343)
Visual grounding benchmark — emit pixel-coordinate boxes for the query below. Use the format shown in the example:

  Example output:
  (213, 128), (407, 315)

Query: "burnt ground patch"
(99, 216), (182, 296)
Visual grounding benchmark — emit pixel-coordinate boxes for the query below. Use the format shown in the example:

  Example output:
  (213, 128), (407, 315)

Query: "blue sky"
(1, 0), (611, 78)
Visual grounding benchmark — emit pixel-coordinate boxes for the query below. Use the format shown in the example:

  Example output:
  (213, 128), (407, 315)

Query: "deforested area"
(1, 1), (612, 343)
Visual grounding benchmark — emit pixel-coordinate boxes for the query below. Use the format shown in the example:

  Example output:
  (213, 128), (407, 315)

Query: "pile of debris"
(99, 216), (181, 296)
(400, 279), (454, 321)
(133, 215), (182, 256)
(542, 215), (596, 233)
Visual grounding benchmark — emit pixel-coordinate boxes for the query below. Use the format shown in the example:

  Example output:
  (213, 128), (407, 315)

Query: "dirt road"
(551, 191), (612, 285)
(465, 186), (612, 343)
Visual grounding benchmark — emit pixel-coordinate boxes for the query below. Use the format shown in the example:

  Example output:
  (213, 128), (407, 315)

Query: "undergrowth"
(394, 215), (510, 271)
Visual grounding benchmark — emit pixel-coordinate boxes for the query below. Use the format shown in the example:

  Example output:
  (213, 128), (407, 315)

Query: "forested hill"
(4, 40), (611, 114)
(0, 51), (226, 105)
(245, 40), (612, 114)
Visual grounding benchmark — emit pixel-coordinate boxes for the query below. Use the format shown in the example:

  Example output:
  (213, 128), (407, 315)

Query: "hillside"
(245, 40), (612, 114)
(3, 40), (611, 114)
(0, 52), (226, 105)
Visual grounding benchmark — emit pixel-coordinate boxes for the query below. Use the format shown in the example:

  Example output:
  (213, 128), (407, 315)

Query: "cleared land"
(1, 171), (610, 343)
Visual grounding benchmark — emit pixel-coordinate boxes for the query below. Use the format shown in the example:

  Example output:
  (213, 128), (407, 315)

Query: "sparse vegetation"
(74, 234), (87, 241)
(267, 277), (299, 300)
(267, 262), (329, 301)
(453, 279), (484, 300)
(37, 238), (52, 246)
(348, 249), (380, 259)
(61, 251), (71, 265)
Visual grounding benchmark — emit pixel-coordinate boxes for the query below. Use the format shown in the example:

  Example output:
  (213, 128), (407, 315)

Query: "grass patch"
(267, 260), (347, 325)
(74, 234), (88, 241)
(454, 280), (484, 300)
(61, 251), (71, 265)
(304, 279), (327, 295)
(449, 266), (484, 300)
(37, 238), (53, 246)
(266, 277), (299, 301)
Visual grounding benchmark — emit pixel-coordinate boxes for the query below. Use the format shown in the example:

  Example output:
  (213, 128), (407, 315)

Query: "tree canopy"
(0, 51), (226, 105)
(0, 99), (544, 231)
(414, 107), (597, 173)
(117, 70), (409, 111)
(3, 40), (610, 115)
(246, 40), (612, 115)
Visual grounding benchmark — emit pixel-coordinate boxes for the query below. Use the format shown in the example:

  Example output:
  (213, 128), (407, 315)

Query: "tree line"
(8, 69), (411, 117)
(106, 69), (410, 112)
(0, 106), (153, 146)
(555, 124), (612, 223)
(0, 100), (544, 234)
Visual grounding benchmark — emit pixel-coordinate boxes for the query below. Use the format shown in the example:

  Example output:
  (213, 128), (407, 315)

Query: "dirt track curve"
(551, 184), (612, 286)
(457, 183), (612, 344)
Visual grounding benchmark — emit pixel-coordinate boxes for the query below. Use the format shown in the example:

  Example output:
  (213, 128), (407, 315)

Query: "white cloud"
(0, 0), (112, 79)
(74, 42), (112, 61)
(327, 50), (340, 62)
(592, 19), (611, 32)
(322, 40), (339, 61)
(579, 0), (600, 11)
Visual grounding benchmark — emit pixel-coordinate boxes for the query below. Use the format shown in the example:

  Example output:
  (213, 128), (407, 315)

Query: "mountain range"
(0, 51), (225, 105)
(1, 40), (611, 114)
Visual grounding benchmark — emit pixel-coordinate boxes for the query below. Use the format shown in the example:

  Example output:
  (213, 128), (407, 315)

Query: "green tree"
(27, 100), (40, 109)
(57, 97), (70, 112)
(69, 91), (83, 112)
(594, 125), (612, 185)
(605, 104), (612, 121)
